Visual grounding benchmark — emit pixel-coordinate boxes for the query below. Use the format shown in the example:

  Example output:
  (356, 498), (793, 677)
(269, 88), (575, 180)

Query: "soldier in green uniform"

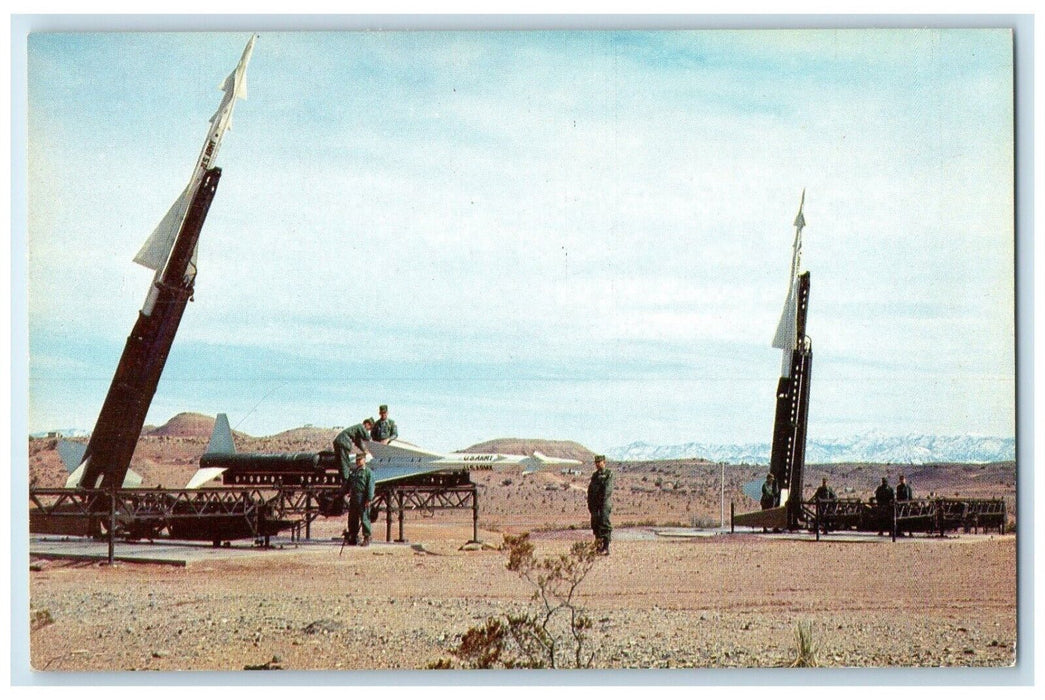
(760, 473), (780, 509)
(370, 404), (398, 444)
(874, 476), (895, 536)
(813, 477), (836, 502)
(587, 455), (613, 555)
(345, 452), (375, 546)
(895, 475), (913, 537)
(333, 418), (374, 478)
(759, 473), (780, 532)
(896, 475), (913, 501)
(812, 477), (837, 533)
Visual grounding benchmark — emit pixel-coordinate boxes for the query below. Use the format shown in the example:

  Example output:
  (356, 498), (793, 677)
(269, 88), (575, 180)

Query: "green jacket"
(335, 423), (371, 452)
(875, 483), (895, 506)
(347, 465), (375, 503)
(761, 479), (780, 507)
(371, 418), (398, 442)
(813, 485), (836, 501)
(587, 469), (613, 513)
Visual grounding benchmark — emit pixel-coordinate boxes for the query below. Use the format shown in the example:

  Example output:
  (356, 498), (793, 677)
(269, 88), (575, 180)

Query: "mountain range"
(608, 433), (1016, 465)
(30, 419), (1016, 466)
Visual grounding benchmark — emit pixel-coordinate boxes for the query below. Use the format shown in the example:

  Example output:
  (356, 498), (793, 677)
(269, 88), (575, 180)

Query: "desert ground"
(27, 414), (1018, 672)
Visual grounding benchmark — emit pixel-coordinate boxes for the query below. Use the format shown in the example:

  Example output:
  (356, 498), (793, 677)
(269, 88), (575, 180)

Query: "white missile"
(134, 34), (257, 282)
(365, 441), (583, 476)
(771, 189), (807, 375)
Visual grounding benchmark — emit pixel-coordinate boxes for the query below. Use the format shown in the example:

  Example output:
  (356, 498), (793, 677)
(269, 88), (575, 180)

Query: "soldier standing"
(345, 452), (375, 547)
(333, 418), (374, 477)
(760, 473), (780, 533)
(813, 477), (836, 502)
(896, 474), (913, 501)
(812, 477), (837, 533)
(895, 474), (914, 537)
(760, 473), (780, 509)
(371, 404), (398, 444)
(587, 455), (613, 555)
(874, 476), (895, 536)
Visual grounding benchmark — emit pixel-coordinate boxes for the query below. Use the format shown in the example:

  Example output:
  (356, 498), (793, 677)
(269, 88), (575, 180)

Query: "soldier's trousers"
(590, 509), (612, 544)
(347, 499), (371, 543)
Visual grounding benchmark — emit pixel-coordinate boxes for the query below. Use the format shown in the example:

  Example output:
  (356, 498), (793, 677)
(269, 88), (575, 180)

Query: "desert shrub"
(788, 620), (819, 667)
(30, 608), (54, 631)
(432, 533), (600, 669)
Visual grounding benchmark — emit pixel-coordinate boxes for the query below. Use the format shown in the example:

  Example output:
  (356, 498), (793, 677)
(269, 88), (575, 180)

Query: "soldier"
(813, 477), (836, 502)
(812, 477), (837, 533)
(895, 474), (914, 537)
(760, 473), (780, 509)
(874, 476), (895, 536)
(760, 473), (780, 533)
(371, 404), (398, 444)
(333, 418), (374, 478)
(344, 452), (375, 547)
(587, 455), (613, 555)
(896, 474), (913, 501)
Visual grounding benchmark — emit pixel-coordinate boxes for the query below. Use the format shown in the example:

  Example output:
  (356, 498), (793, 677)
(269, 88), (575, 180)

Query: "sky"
(22, 29), (1016, 454)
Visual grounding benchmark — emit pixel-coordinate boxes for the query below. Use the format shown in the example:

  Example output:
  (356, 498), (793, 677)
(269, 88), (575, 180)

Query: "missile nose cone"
(794, 189), (806, 229)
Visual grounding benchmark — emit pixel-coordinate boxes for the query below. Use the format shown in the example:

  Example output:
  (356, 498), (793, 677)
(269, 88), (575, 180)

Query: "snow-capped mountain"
(29, 428), (91, 439)
(608, 433), (1016, 465)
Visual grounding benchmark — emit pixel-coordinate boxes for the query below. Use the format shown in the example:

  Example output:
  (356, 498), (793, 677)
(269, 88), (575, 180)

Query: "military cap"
(594, 455), (606, 463)
(355, 452), (366, 462)
(379, 404), (388, 412)
(365, 417), (375, 424)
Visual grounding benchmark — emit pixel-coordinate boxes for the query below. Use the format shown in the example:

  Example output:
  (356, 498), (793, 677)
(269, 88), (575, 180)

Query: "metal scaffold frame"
(29, 472), (480, 564)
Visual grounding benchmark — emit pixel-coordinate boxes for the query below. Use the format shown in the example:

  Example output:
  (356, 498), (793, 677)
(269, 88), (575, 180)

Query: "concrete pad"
(28, 535), (404, 566)
(652, 527), (721, 539)
(725, 529), (1013, 544)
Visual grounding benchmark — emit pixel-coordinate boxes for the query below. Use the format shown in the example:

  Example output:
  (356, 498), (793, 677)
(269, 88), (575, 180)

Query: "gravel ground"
(28, 527), (1017, 672)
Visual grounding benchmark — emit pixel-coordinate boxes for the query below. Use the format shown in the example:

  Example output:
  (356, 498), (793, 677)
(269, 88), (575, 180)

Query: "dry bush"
(789, 620), (819, 667)
(433, 533), (600, 669)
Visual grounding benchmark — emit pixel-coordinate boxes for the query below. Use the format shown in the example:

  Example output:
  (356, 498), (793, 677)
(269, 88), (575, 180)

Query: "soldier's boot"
(601, 540), (610, 556)
(361, 535), (371, 547)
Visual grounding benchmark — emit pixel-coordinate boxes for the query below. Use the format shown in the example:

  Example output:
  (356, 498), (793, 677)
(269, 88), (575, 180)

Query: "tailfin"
(57, 439), (87, 473)
(59, 440), (142, 488)
(134, 186), (193, 272)
(742, 479), (764, 503)
(206, 413), (236, 454)
(366, 439), (443, 461)
(521, 450), (582, 475)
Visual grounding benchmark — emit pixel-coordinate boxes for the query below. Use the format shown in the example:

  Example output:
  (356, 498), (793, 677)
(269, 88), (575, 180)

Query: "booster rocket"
(767, 191), (813, 527)
(72, 36), (257, 491)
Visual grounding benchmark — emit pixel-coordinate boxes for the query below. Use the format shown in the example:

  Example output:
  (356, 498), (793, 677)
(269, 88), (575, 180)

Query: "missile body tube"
(78, 168), (221, 491)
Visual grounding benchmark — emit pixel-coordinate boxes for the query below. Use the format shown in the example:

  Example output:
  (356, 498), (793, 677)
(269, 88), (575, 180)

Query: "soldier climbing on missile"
(333, 418), (375, 471)
(370, 404), (398, 444)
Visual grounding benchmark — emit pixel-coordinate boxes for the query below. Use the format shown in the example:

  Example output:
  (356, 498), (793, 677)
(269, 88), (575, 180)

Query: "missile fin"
(206, 413), (237, 455)
(134, 186), (191, 271)
(57, 439), (87, 473)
